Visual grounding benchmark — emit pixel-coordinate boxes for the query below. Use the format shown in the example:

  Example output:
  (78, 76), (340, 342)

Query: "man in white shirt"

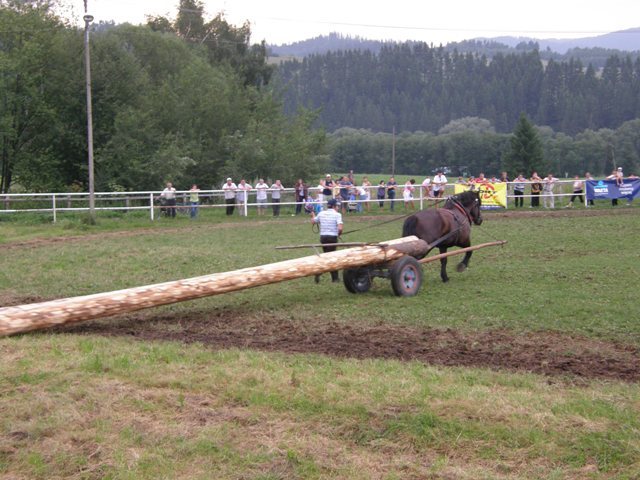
(311, 198), (343, 283)
(236, 179), (253, 216)
(432, 171), (448, 198)
(222, 178), (237, 215)
(160, 182), (177, 218)
(255, 178), (269, 216)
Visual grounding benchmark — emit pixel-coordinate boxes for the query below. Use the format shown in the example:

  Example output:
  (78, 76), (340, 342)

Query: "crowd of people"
(157, 168), (638, 218)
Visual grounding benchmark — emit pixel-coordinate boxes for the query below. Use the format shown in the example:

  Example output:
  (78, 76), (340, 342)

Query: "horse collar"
(452, 199), (473, 225)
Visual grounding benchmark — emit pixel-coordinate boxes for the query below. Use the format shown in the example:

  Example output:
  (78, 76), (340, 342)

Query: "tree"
(502, 113), (546, 176)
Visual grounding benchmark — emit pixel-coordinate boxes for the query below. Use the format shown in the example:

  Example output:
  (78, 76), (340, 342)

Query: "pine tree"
(503, 113), (546, 176)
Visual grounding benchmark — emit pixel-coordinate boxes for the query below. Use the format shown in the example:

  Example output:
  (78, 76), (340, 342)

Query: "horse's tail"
(402, 215), (418, 237)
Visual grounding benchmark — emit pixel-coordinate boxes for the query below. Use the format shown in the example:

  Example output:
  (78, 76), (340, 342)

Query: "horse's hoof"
(456, 263), (467, 273)
(442, 277), (449, 283)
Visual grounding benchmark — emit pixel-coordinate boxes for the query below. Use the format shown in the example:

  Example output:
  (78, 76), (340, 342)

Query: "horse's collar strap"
(451, 199), (472, 224)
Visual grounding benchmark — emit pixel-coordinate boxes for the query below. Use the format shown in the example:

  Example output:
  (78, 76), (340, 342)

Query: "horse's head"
(456, 190), (482, 225)
(470, 191), (482, 225)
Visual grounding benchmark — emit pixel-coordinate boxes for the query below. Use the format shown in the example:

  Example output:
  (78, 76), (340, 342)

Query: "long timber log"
(0, 236), (429, 337)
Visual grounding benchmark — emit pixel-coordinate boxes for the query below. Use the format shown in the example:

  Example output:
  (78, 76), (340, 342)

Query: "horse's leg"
(439, 247), (449, 282)
(456, 251), (472, 272)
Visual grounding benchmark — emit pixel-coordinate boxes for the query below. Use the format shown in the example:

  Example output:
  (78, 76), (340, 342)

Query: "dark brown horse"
(402, 190), (483, 282)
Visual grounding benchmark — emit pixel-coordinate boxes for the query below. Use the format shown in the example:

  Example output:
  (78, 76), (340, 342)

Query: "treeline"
(327, 116), (640, 178)
(275, 43), (640, 135)
(0, 1), (326, 194)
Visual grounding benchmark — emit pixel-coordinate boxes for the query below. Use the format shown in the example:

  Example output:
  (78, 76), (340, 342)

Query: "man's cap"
(226, 177), (232, 181)
(326, 174), (331, 177)
(618, 167), (622, 170)
(327, 198), (337, 207)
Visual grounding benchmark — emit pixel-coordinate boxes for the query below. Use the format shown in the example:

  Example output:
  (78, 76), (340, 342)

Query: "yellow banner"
(454, 182), (507, 209)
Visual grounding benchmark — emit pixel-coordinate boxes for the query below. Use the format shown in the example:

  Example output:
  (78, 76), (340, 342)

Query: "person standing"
(432, 170), (448, 198)
(512, 174), (526, 208)
(294, 179), (308, 215)
(542, 173), (558, 209)
(403, 179), (416, 211)
(311, 198), (343, 283)
(270, 179), (284, 216)
(161, 182), (177, 218)
(376, 180), (386, 210)
(236, 179), (252, 216)
(322, 174), (334, 203)
(189, 184), (200, 218)
(360, 176), (372, 212)
(222, 178), (237, 215)
(255, 178), (269, 216)
(530, 172), (542, 207)
(585, 172), (595, 206)
(386, 177), (398, 211)
(566, 175), (584, 207)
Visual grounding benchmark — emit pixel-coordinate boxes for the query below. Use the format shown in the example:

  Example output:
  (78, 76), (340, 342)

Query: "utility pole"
(83, 0), (95, 220)
(391, 126), (396, 176)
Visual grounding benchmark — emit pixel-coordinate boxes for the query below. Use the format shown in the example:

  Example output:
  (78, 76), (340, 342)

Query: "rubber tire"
(390, 256), (423, 297)
(343, 268), (373, 294)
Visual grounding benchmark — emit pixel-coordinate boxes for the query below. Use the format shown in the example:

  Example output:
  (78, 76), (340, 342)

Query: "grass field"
(1, 207), (639, 479)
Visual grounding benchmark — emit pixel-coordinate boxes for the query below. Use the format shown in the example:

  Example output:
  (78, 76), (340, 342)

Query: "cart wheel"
(390, 256), (423, 297)
(343, 268), (373, 294)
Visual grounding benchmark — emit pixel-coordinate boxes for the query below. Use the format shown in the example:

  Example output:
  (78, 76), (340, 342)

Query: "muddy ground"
(4, 207), (639, 383)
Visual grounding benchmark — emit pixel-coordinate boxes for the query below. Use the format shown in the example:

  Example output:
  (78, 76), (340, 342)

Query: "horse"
(402, 190), (483, 282)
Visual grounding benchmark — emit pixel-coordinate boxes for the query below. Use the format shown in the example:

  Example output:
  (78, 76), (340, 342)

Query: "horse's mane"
(445, 190), (480, 209)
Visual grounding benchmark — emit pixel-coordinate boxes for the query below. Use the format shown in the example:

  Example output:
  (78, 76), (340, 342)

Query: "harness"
(449, 197), (474, 225)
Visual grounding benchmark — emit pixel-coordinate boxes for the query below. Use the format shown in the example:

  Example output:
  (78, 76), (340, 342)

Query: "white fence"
(0, 180), (583, 222)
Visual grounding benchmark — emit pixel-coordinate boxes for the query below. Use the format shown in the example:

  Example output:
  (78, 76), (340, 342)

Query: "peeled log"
(0, 236), (428, 337)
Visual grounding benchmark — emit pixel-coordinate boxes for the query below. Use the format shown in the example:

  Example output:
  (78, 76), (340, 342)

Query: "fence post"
(150, 193), (154, 221)
(52, 194), (57, 223)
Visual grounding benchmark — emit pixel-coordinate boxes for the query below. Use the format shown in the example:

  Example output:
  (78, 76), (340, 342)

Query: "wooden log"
(0, 236), (429, 337)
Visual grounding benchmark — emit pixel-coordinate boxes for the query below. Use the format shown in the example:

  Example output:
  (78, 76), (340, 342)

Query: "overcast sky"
(64, 0), (640, 46)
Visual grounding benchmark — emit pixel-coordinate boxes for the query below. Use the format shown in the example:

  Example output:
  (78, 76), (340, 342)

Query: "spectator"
(421, 176), (432, 199)
(161, 182), (177, 218)
(606, 169), (620, 206)
(236, 179), (252, 216)
(500, 171), (510, 183)
(222, 177), (237, 215)
(360, 176), (372, 212)
(377, 180), (386, 210)
(311, 198), (343, 283)
(530, 172), (542, 208)
(294, 179), (308, 215)
(585, 172), (595, 206)
(189, 184), (200, 218)
(566, 175), (584, 208)
(270, 179), (284, 216)
(432, 170), (447, 198)
(322, 174), (334, 203)
(513, 174), (526, 208)
(255, 178), (269, 216)
(338, 176), (353, 213)
(386, 176), (398, 211)
(542, 173), (558, 209)
(456, 176), (467, 186)
(403, 179), (416, 211)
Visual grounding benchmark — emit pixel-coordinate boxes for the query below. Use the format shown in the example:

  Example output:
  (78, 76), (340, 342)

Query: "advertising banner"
(586, 179), (640, 201)
(455, 182), (507, 209)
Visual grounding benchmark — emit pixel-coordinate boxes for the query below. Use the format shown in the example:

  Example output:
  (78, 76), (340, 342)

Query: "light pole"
(83, 8), (95, 220)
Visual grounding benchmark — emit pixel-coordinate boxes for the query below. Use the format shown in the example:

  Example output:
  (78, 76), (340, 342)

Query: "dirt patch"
(53, 311), (640, 383)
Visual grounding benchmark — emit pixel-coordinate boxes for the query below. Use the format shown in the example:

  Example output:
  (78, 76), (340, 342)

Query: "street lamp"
(83, 12), (95, 220)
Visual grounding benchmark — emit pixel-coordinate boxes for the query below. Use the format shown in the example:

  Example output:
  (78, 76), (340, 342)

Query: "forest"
(0, 1), (326, 194)
(275, 44), (640, 135)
